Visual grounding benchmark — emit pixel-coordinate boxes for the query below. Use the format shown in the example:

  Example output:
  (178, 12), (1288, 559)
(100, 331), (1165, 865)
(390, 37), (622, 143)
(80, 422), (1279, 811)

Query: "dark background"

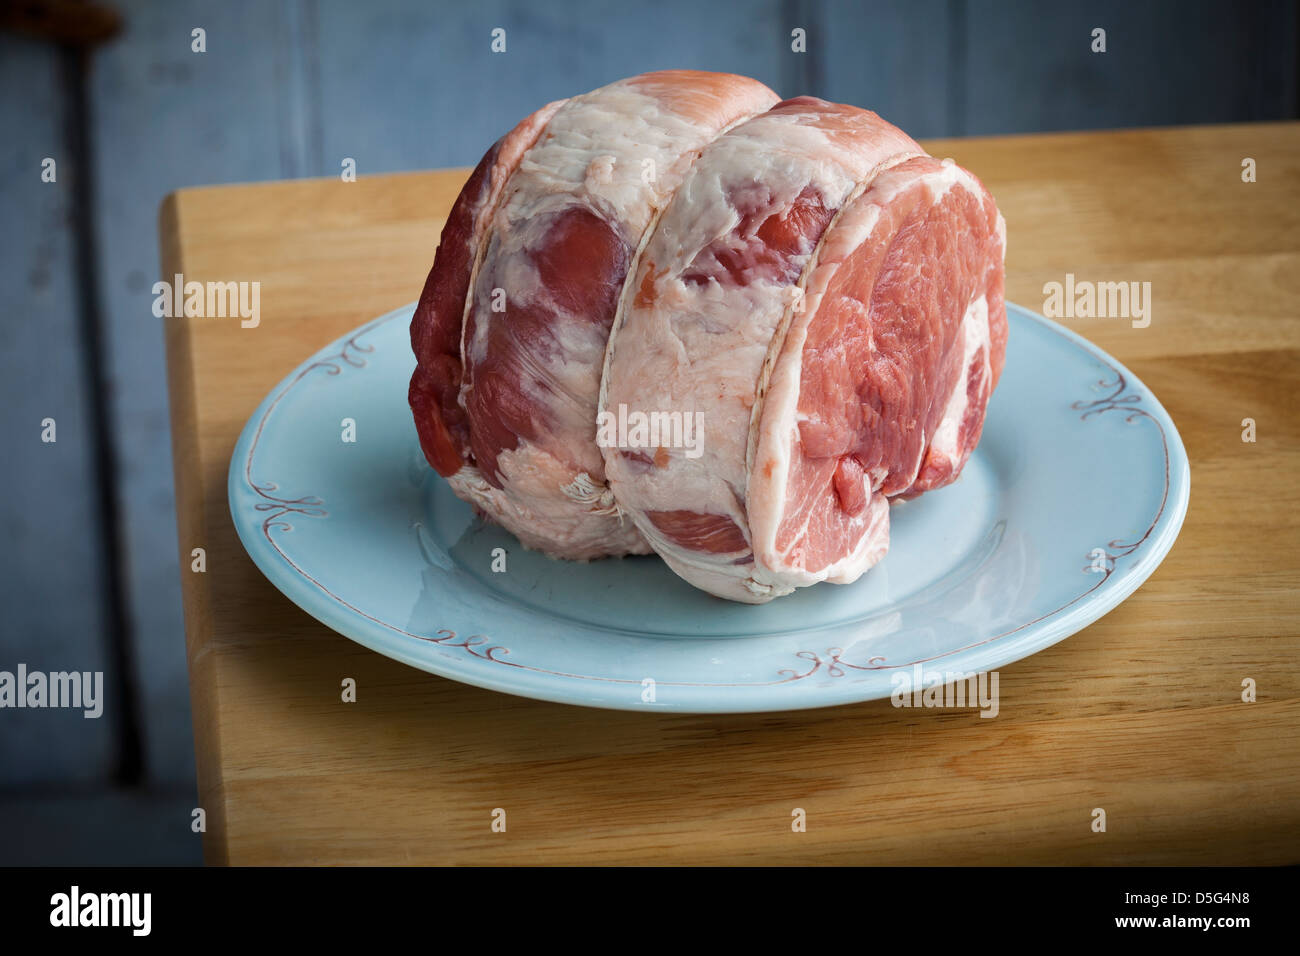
(0, 0), (1296, 864)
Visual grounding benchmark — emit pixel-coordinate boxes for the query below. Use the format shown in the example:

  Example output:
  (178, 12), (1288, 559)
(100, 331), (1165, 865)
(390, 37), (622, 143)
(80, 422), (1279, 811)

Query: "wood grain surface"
(161, 122), (1300, 865)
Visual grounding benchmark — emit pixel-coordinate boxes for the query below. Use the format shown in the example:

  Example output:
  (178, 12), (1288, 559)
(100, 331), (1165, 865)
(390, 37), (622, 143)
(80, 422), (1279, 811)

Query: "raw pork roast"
(410, 71), (1006, 604)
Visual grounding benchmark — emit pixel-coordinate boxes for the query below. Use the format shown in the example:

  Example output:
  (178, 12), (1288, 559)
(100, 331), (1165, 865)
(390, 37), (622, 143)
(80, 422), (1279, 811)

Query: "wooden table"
(162, 122), (1300, 865)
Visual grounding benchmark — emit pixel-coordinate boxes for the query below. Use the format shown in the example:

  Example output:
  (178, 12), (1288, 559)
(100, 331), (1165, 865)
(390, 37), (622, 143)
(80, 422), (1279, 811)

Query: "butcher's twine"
(561, 472), (622, 518)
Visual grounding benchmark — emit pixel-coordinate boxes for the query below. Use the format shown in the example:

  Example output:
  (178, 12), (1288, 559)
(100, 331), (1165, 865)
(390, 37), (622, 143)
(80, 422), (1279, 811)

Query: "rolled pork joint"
(601, 97), (1006, 603)
(409, 71), (780, 560)
(410, 74), (1006, 604)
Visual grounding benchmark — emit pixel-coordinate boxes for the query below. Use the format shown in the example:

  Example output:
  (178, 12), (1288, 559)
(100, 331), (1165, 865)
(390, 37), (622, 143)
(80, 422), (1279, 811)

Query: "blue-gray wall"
(0, 0), (1295, 864)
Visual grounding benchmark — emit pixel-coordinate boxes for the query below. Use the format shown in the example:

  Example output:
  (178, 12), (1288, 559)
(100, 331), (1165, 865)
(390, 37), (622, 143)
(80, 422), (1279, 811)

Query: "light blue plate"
(229, 302), (1189, 713)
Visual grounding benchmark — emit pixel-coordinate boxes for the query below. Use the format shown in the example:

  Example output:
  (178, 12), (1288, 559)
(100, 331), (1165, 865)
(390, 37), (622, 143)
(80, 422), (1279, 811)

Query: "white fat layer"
(475, 100), (568, 262)
(601, 101), (924, 602)
(448, 459), (650, 561)
(927, 294), (990, 466)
